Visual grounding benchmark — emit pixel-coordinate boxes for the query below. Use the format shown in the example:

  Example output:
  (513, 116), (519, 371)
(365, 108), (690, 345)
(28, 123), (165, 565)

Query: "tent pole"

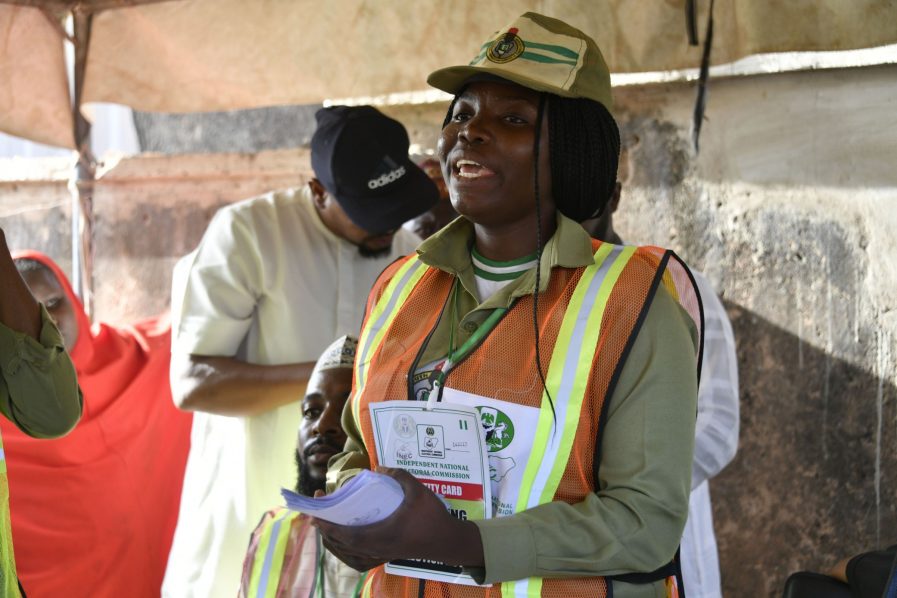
(71, 8), (96, 319)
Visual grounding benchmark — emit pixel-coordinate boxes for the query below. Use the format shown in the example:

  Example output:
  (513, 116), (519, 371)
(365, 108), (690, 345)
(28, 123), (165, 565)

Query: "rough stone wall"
(610, 66), (897, 596)
(1, 63), (894, 598)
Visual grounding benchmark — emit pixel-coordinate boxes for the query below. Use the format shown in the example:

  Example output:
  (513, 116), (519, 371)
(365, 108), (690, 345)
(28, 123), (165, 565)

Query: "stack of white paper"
(280, 469), (405, 526)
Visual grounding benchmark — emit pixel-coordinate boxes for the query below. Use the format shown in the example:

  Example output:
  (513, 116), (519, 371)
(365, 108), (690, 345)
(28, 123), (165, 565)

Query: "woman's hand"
(312, 467), (485, 572)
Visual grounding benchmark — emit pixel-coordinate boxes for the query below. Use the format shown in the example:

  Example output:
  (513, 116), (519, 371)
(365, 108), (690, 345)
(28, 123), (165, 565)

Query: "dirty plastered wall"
(387, 64), (897, 595)
(609, 64), (897, 596)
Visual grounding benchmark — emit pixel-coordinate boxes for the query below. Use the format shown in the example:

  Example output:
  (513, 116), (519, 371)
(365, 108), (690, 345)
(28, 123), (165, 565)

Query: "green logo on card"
(478, 406), (514, 452)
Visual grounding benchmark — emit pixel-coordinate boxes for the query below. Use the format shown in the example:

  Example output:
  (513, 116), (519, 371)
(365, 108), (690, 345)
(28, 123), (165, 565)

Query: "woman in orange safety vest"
(315, 12), (704, 598)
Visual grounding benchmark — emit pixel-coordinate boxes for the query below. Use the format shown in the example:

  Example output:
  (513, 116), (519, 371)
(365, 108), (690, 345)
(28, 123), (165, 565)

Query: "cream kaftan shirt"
(163, 186), (420, 598)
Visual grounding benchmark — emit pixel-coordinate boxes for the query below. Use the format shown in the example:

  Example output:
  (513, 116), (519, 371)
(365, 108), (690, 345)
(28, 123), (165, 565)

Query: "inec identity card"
(370, 400), (492, 586)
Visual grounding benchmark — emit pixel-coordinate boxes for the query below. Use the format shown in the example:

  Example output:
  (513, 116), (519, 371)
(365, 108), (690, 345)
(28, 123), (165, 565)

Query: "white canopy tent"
(4, 0), (897, 149)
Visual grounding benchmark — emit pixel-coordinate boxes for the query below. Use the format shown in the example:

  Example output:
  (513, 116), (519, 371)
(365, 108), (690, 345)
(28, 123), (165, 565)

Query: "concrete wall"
(609, 64), (897, 596)
(133, 104), (322, 154)
(0, 159), (72, 262)
(1, 63), (895, 597)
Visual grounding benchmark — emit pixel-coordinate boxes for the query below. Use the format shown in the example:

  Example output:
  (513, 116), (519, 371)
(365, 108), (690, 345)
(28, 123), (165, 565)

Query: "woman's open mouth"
(454, 159), (496, 180)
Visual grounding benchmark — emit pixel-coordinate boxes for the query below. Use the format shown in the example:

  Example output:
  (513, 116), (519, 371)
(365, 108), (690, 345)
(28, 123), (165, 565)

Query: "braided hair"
(532, 94), (620, 418)
(546, 95), (621, 222)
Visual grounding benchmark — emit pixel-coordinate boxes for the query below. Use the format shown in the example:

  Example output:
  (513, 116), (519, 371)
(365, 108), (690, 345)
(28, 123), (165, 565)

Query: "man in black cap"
(163, 106), (437, 597)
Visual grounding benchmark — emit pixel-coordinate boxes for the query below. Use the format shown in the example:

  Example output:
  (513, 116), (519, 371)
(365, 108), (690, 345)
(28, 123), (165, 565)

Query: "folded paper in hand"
(280, 469), (404, 526)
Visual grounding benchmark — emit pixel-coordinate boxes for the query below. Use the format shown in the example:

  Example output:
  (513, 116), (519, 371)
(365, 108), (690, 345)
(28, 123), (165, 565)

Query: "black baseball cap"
(311, 106), (438, 233)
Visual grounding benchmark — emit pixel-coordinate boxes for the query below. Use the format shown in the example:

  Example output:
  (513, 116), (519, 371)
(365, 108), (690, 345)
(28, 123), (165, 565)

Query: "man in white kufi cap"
(238, 336), (363, 597)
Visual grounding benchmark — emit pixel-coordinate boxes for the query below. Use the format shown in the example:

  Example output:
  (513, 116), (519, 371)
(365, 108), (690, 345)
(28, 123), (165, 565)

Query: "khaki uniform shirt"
(0, 306), (82, 596)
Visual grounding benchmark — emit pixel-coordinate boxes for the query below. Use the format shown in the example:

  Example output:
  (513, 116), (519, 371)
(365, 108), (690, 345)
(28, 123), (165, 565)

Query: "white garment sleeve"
(691, 271), (740, 489)
(172, 207), (265, 357)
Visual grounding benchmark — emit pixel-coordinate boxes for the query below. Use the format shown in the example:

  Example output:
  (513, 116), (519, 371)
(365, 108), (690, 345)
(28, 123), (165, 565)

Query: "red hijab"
(1, 251), (192, 598)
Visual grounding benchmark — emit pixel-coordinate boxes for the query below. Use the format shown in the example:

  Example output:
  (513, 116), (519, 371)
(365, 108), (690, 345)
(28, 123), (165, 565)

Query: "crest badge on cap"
(487, 28), (525, 64)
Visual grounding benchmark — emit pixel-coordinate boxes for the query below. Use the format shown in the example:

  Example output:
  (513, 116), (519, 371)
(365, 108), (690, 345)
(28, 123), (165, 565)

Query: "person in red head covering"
(1, 251), (192, 598)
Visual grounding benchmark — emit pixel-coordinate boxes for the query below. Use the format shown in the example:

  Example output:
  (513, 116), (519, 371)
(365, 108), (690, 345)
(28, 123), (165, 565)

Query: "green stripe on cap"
(517, 51), (578, 66)
(524, 41), (580, 60)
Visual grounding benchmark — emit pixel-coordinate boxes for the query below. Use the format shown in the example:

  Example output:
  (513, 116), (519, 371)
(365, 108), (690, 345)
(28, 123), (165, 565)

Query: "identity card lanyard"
(425, 280), (507, 410)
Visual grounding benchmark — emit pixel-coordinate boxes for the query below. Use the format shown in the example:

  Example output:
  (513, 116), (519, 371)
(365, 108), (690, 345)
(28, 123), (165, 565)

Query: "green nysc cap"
(427, 12), (613, 111)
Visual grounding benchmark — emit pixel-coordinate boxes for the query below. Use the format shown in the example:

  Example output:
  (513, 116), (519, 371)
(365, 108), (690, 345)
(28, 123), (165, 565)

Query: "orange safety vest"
(350, 240), (702, 598)
(240, 509), (319, 598)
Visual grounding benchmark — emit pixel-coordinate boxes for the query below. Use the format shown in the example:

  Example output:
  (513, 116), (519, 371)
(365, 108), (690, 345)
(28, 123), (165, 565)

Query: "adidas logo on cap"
(367, 165), (406, 189)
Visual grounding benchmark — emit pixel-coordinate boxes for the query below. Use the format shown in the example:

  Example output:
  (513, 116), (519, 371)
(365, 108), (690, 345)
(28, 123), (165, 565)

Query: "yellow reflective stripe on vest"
(504, 244), (635, 598)
(352, 256), (428, 426)
(247, 509), (295, 598)
(359, 570), (376, 598)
